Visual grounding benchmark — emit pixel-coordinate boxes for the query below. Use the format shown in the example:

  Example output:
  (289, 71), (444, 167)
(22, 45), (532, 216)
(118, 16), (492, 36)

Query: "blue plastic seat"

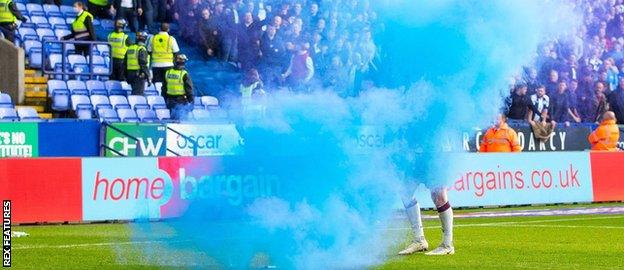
(26, 3), (45, 17)
(67, 80), (88, 95)
(86, 80), (107, 96)
(0, 93), (13, 108)
(155, 108), (171, 121)
(147, 96), (167, 109)
(43, 4), (62, 17)
(30, 16), (50, 29)
(128, 95), (150, 110)
(117, 108), (140, 122)
(0, 108), (19, 121)
(97, 108), (120, 122)
(90, 95), (112, 111)
(23, 40), (42, 55)
(109, 95), (131, 109)
(70, 94), (93, 119)
(136, 108), (159, 122)
(16, 107), (40, 120)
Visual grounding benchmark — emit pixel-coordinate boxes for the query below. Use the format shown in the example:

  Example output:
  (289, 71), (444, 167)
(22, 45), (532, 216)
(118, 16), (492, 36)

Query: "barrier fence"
(1, 152), (623, 223)
(2, 121), (624, 158)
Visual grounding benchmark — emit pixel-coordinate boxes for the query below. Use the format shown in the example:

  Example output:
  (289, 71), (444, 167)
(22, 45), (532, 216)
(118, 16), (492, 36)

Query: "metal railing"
(99, 122), (142, 157)
(99, 122), (199, 157)
(42, 40), (112, 80)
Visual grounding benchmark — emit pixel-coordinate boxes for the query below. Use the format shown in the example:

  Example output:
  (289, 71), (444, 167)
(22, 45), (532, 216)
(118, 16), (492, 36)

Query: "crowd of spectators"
(170, 0), (378, 96)
(505, 0), (624, 126)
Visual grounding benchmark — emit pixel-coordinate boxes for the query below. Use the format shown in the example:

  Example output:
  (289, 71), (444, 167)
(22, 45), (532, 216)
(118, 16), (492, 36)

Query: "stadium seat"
(144, 83), (159, 96)
(23, 40), (42, 55)
(26, 3), (45, 17)
(28, 52), (42, 68)
(105, 80), (123, 95)
(147, 96), (167, 109)
(60, 5), (76, 18)
(30, 16), (51, 29)
(100, 19), (114, 30)
(66, 80), (88, 95)
(43, 4), (62, 17)
(97, 108), (120, 122)
(54, 29), (71, 40)
(70, 94), (93, 119)
(65, 17), (75, 25)
(86, 80), (108, 96)
(192, 109), (211, 120)
(193, 98), (203, 109)
(109, 95), (131, 109)
(48, 17), (66, 29)
(0, 108), (18, 121)
(36, 28), (55, 41)
(96, 44), (110, 57)
(91, 95), (112, 111)
(120, 81), (132, 93)
(68, 54), (87, 69)
(48, 53), (66, 70)
(47, 80), (67, 96)
(128, 95), (150, 110)
(15, 3), (26, 15)
(0, 93), (13, 108)
(136, 108), (159, 122)
(18, 27), (38, 41)
(201, 96), (219, 107)
(117, 108), (139, 122)
(16, 107), (40, 120)
(155, 108), (171, 121)
(90, 55), (106, 67)
(72, 64), (90, 80)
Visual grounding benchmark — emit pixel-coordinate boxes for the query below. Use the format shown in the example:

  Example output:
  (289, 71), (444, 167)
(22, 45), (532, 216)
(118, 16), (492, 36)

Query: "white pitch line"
(13, 240), (188, 250)
(386, 215), (624, 231)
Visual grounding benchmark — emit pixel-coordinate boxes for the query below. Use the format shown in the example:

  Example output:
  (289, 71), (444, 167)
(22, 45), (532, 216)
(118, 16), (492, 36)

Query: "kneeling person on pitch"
(126, 31), (150, 95)
(162, 54), (194, 120)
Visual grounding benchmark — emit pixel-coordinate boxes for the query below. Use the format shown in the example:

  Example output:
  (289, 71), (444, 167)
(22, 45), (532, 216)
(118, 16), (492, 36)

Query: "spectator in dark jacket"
(506, 84), (532, 121)
(259, 25), (286, 89)
(550, 81), (572, 124)
(608, 77), (624, 125)
(112, 0), (142, 32)
(237, 11), (263, 70)
(199, 8), (221, 59)
(138, 0), (153, 32)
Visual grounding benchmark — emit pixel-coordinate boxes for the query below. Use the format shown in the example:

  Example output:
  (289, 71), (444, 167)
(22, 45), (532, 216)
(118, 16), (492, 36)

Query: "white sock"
(437, 202), (453, 247)
(404, 199), (425, 242)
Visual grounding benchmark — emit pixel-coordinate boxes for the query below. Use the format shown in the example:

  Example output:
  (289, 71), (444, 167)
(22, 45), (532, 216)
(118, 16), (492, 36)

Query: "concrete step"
(25, 90), (47, 98)
(25, 77), (48, 84)
(15, 105), (45, 113)
(39, 113), (52, 119)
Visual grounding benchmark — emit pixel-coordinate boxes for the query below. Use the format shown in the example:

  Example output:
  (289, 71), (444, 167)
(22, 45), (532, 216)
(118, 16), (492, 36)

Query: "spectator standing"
(588, 111), (620, 151)
(198, 8), (220, 59)
(0, 0), (27, 43)
(125, 31), (150, 95)
(259, 25), (285, 89)
(530, 85), (550, 122)
(162, 54), (194, 119)
(545, 70), (559, 95)
(237, 11), (263, 71)
(108, 19), (130, 81)
(550, 81), (573, 124)
(505, 84), (532, 121)
(479, 114), (522, 153)
(282, 42), (314, 92)
(567, 79), (582, 123)
(63, 2), (95, 56)
(138, 0), (153, 32)
(112, 0), (141, 32)
(149, 23), (179, 83)
(222, 0), (242, 63)
(608, 77), (624, 124)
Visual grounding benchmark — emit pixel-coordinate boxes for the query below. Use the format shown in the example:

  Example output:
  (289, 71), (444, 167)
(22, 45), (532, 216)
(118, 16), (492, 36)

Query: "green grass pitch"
(10, 204), (624, 269)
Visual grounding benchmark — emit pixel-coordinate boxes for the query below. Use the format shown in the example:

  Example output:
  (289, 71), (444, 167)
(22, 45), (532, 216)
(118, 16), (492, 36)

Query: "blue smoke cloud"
(123, 1), (578, 269)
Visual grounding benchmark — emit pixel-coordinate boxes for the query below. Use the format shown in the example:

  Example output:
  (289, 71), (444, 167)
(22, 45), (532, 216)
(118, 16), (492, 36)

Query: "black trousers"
(166, 96), (190, 120)
(126, 70), (146, 95)
(139, 10), (154, 32)
(116, 7), (138, 32)
(151, 66), (170, 83)
(87, 2), (110, 19)
(111, 58), (126, 81)
(0, 23), (17, 43)
(152, 0), (167, 22)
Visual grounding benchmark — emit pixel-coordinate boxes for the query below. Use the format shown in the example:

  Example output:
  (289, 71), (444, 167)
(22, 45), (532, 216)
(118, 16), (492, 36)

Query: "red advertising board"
(589, 152), (624, 202)
(0, 158), (83, 223)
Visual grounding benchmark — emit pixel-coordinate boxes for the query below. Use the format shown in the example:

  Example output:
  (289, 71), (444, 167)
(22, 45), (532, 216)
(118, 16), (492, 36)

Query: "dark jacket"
(608, 88), (624, 124)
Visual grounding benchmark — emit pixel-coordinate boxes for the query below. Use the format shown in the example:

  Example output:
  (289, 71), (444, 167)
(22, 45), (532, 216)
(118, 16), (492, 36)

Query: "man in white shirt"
(148, 23), (180, 83)
(112, 0), (141, 32)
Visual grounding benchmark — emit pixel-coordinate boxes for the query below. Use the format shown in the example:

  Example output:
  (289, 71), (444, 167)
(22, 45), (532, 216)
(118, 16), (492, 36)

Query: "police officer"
(62, 2), (95, 56)
(125, 31), (150, 95)
(162, 54), (193, 120)
(108, 19), (130, 81)
(149, 23), (179, 83)
(0, 0), (26, 43)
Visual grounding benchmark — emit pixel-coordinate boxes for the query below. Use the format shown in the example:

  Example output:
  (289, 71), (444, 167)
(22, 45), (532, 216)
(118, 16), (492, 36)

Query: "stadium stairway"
(23, 69), (52, 119)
